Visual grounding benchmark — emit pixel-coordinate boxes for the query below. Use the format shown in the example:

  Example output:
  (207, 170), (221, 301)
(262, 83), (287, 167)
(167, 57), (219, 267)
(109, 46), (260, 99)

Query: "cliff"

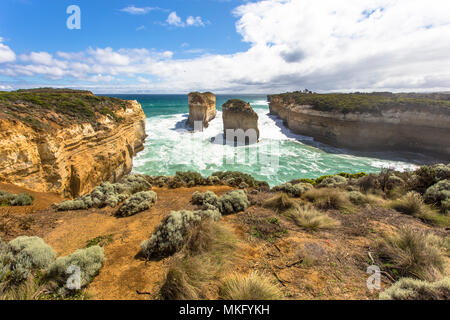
(0, 89), (146, 198)
(187, 92), (216, 129)
(222, 99), (259, 144)
(268, 92), (450, 160)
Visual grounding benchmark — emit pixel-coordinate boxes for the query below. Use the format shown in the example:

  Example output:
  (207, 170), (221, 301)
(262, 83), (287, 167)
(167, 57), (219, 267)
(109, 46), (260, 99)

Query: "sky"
(1, 0), (450, 93)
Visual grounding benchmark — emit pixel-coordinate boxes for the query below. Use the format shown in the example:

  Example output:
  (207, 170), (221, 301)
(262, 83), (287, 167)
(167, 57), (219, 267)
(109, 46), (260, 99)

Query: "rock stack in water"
(222, 99), (259, 145)
(187, 92), (217, 129)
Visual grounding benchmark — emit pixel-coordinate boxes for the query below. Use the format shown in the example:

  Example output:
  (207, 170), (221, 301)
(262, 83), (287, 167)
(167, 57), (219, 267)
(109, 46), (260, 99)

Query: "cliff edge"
(0, 88), (146, 198)
(268, 92), (450, 160)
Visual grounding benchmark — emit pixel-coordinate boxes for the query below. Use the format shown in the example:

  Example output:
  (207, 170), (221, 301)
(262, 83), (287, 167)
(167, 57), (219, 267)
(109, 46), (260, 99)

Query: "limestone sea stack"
(187, 92), (216, 129)
(222, 99), (260, 144)
(0, 88), (146, 198)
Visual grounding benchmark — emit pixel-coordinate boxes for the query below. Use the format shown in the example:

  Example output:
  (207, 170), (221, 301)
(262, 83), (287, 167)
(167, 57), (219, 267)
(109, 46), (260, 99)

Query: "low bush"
(408, 164), (450, 193)
(219, 272), (283, 300)
(168, 171), (206, 189)
(141, 209), (221, 258)
(317, 175), (348, 188)
(283, 204), (339, 231)
(46, 245), (105, 288)
(242, 214), (288, 242)
(0, 191), (34, 207)
(272, 183), (313, 197)
(347, 191), (369, 205)
(219, 190), (250, 215)
(1, 237), (55, 293)
(211, 171), (269, 188)
(192, 190), (249, 215)
(55, 174), (151, 211)
(8, 236), (56, 269)
(380, 277), (450, 300)
(424, 180), (450, 213)
(116, 191), (157, 217)
(377, 228), (446, 281)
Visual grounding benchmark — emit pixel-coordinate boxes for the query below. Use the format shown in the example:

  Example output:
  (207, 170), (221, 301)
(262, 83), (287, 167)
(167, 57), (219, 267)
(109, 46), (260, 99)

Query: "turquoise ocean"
(107, 94), (426, 187)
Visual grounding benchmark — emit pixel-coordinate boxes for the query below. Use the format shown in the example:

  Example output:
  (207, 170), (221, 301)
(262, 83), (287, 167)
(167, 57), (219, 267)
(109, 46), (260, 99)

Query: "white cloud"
(0, 40), (16, 64)
(186, 16), (205, 27)
(3, 0), (450, 93)
(167, 12), (185, 27)
(166, 12), (206, 28)
(120, 6), (158, 15)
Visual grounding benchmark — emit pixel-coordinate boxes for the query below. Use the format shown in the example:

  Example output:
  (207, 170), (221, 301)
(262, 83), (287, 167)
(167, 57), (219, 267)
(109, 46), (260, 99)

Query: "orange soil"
(1, 184), (448, 300)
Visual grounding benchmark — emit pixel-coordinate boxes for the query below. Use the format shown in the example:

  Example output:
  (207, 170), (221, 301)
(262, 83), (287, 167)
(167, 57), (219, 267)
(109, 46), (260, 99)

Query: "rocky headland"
(222, 99), (260, 144)
(187, 92), (217, 129)
(0, 89), (146, 198)
(268, 92), (450, 160)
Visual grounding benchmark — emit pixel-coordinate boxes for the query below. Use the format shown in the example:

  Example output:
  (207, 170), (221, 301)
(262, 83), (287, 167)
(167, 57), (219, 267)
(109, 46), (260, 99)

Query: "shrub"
(219, 272), (283, 300)
(273, 183), (313, 197)
(192, 190), (250, 215)
(168, 172), (205, 189)
(141, 209), (221, 258)
(0, 191), (34, 207)
(8, 236), (56, 269)
(377, 228), (446, 281)
(192, 191), (221, 208)
(347, 191), (369, 205)
(219, 190), (250, 215)
(211, 171), (269, 188)
(116, 191), (157, 217)
(284, 204), (339, 231)
(205, 175), (221, 186)
(380, 277), (450, 300)
(317, 175), (348, 188)
(54, 174), (151, 211)
(389, 192), (425, 216)
(242, 214), (288, 242)
(1, 237), (55, 290)
(409, 164), (450, 193)
(47, 246), (105, 288)
(424, 180), (450, 212)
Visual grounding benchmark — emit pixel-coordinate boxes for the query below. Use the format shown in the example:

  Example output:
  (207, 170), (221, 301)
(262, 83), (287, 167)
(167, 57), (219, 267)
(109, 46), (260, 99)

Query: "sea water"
(106, 94), (425, 187)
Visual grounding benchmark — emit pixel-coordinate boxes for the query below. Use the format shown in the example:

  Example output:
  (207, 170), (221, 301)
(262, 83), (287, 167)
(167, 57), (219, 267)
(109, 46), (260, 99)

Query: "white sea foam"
(133, 102), (421, 186)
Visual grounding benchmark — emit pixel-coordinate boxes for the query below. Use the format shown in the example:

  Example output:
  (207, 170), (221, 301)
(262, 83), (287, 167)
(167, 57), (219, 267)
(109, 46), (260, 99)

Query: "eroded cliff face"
(222, 99), (259, 144)
(0, 99), (146, 198)
(269, 95), (450, 160)
(187, 92), (216, 129)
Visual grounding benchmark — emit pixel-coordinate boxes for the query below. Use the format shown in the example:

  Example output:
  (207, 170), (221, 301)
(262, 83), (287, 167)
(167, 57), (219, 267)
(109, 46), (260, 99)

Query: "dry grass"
(377, 228), (447, 281)
(263, 193), (296, 213)
(283, 204), (339, 231)
(389, 192), (450, 227)
(160, 220), (237, 300)
(303, 188), (354, 213)
(219, 272), (283, 300)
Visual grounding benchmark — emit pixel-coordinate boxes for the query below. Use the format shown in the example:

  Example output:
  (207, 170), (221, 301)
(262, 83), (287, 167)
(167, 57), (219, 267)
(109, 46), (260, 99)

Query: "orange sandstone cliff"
(0, 89), (146, 198)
